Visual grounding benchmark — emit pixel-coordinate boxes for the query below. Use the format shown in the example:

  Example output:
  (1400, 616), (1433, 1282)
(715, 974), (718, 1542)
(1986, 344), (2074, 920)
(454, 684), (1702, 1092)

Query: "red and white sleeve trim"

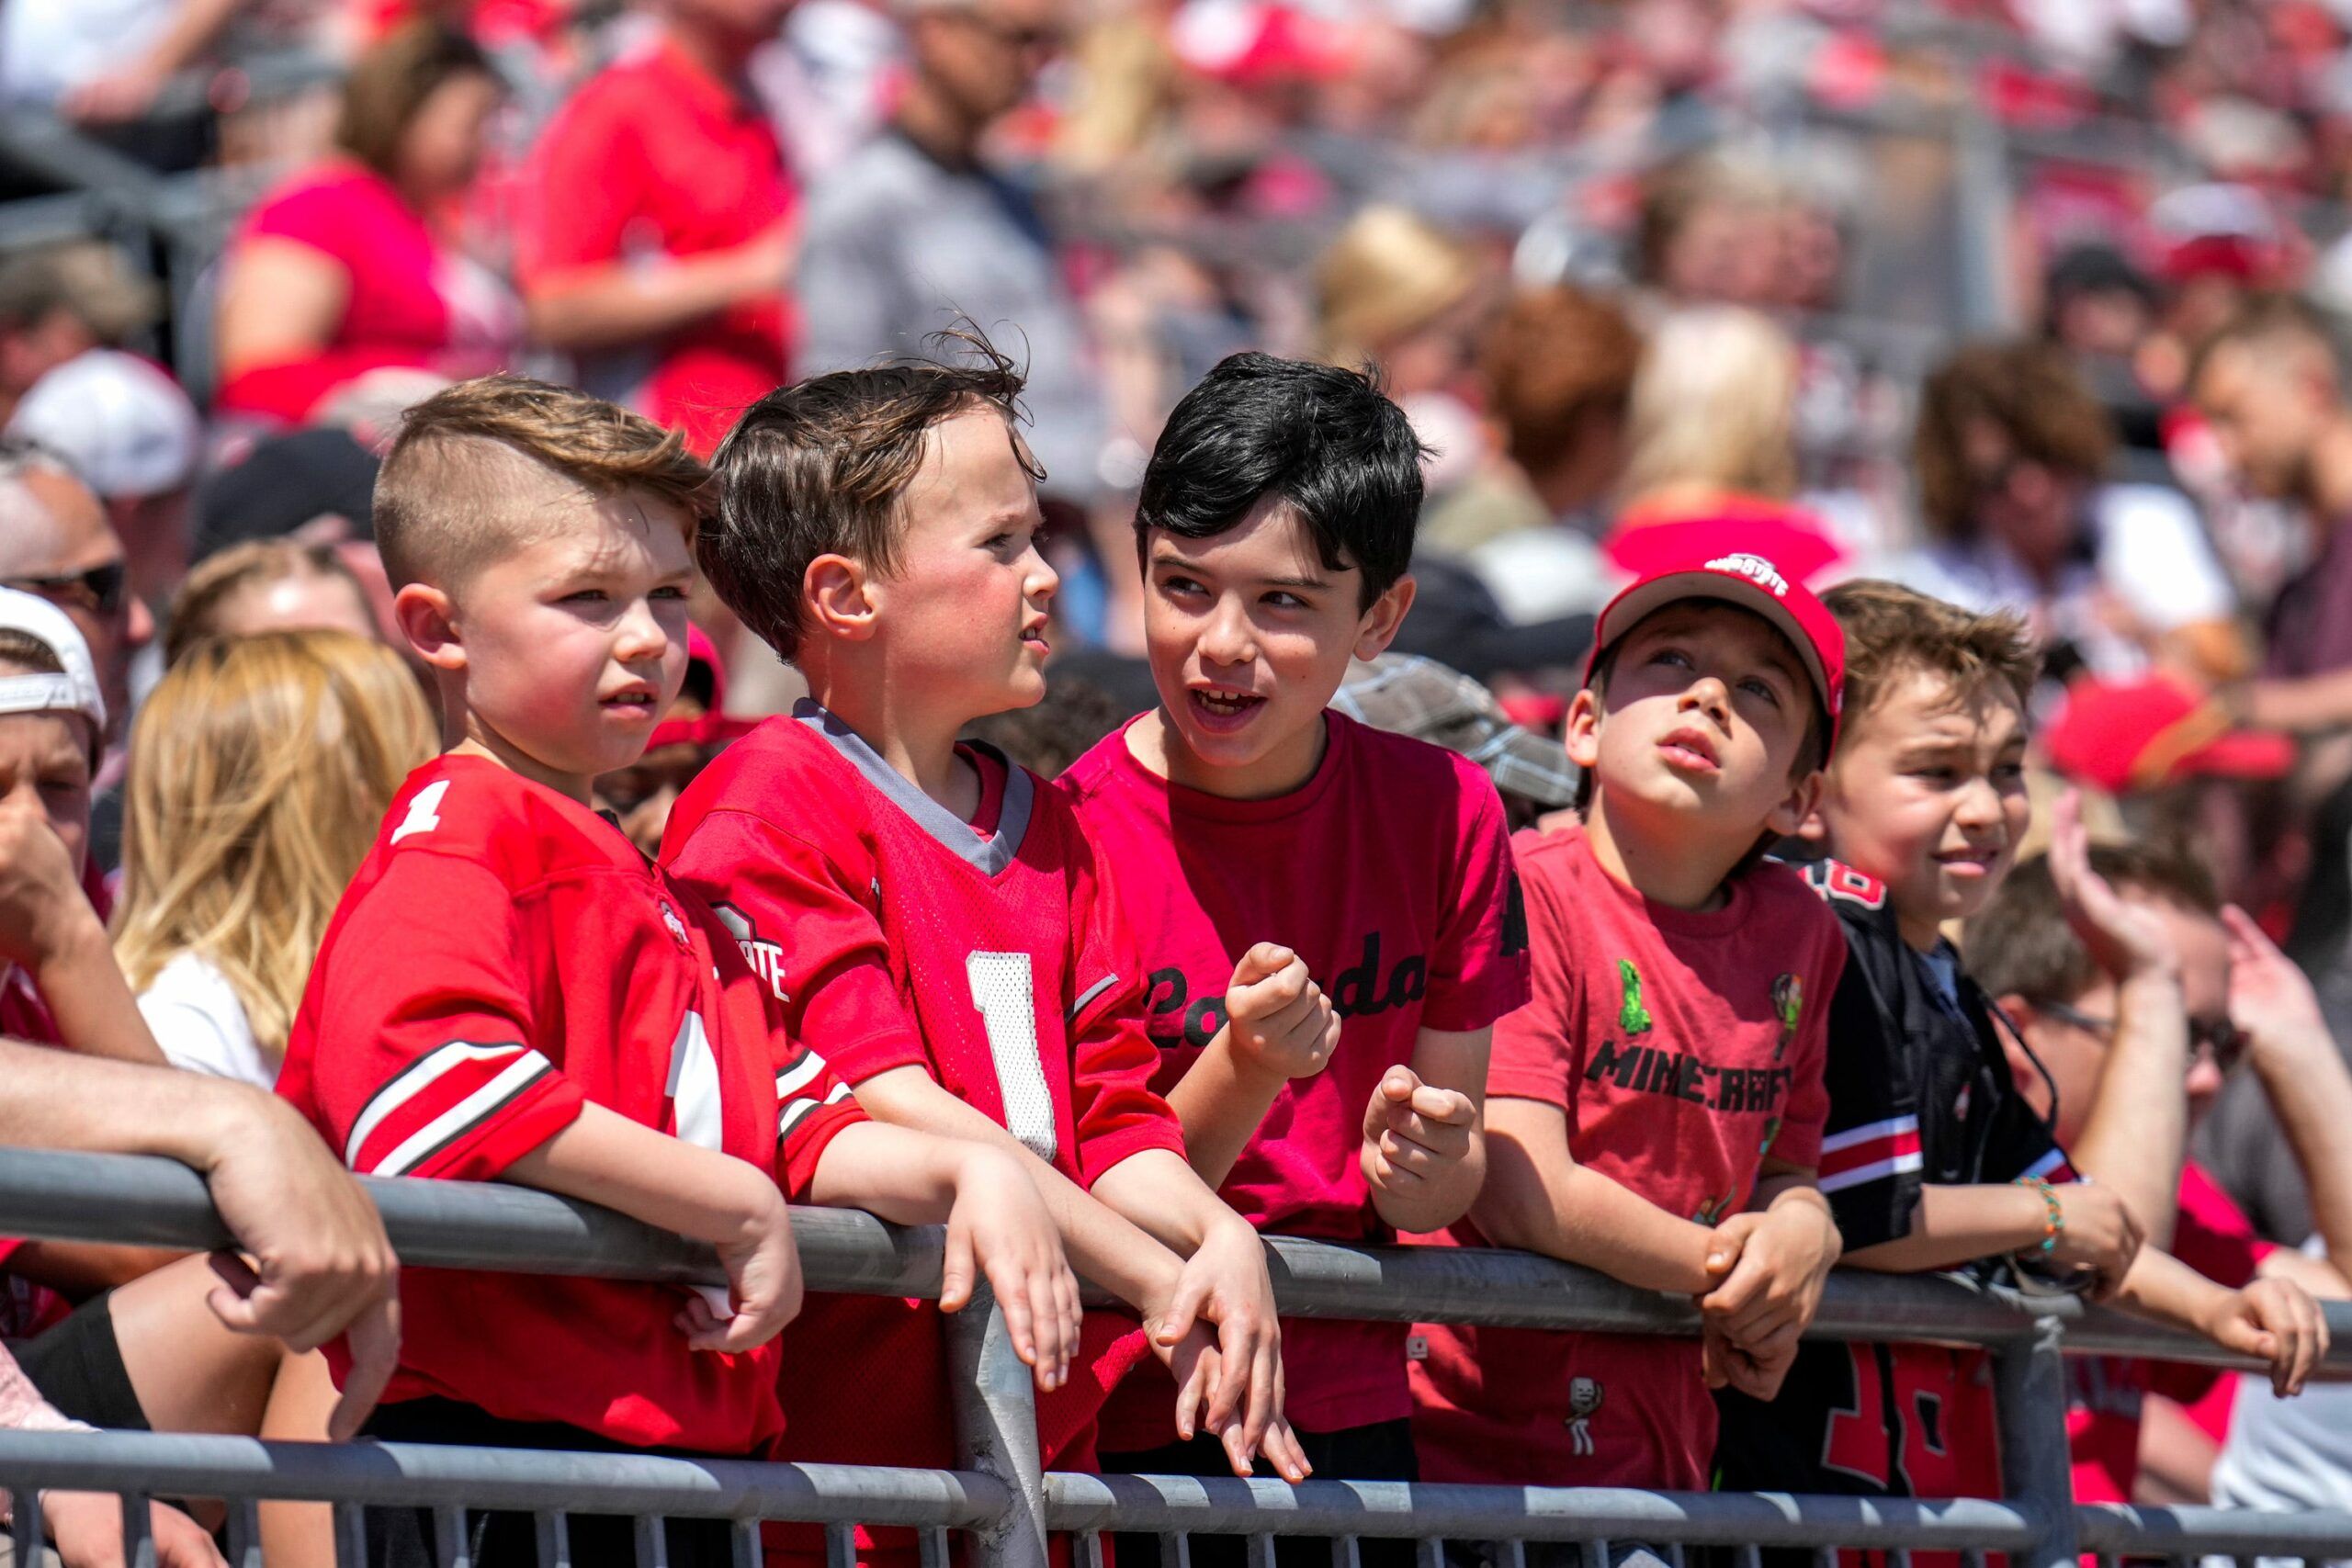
(2018, 1148), (2077, 1185)
(345, 1041), (562, 1177)
(1816, 1114), (1924, 1195)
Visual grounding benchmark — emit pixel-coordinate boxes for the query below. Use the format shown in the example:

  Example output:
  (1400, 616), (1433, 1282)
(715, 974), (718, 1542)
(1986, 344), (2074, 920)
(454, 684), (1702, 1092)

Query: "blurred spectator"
(214, 23), (514, 426)
(6, 350), (203, 614)
(1634, 149), (1838, 311)
(518, 0), (797, 456)
(959, 671), (1130, 780)
(2043, 244), (2165, 455)
(1905, 340), (2245, 687)
(0, 245), (159, 432)
(1313, 205), (1480, 398)
(593, 624), (749, 856)
(1615, 304), (1800, 516)
(113, 631), (433, 1088)
(191, 425), (381, 561)
(797, 0), (1109, 497)
(0, 441), (154, 750)
(163, 541), (381, 665)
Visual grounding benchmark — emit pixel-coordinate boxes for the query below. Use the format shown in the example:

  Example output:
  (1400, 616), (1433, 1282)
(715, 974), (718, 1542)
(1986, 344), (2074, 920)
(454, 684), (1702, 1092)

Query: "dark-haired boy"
(1406, 534), (1849, 1525)
(662, 349), (1306, 1551)
(283, 376), (1083, 1568)
(1712, 581), (2322, 1561)
(1054, 354), (1528, 1561)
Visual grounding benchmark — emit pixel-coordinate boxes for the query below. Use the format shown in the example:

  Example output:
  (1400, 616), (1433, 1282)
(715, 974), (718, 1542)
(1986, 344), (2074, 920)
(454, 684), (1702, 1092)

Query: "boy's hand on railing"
(42, 1493), (224, 1568)
(1146, 1216), (1306, 1482)
(1701, 1319), (1800, 1400)
(2199, 1275), (2330, 1397)
(1223, 945), (1340, 1086)
(1700, 1201), (1839, 1353)
(939, 1146), (1081, 1393)
(678, 1182), (802, 1353)
(2050, 1182), (2143, 1299)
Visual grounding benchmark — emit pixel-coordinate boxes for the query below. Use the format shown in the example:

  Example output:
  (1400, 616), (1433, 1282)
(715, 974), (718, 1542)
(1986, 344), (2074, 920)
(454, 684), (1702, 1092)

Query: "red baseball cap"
(649, 624), (756, 754)
(2045, 673), (2293, 795)
(1586, 529), (1847, 751)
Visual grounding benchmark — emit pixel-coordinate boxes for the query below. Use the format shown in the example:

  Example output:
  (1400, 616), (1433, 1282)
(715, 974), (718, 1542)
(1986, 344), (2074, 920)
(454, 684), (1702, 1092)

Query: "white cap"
(6, 349), (199, 500)
(0, 586), (105, 752)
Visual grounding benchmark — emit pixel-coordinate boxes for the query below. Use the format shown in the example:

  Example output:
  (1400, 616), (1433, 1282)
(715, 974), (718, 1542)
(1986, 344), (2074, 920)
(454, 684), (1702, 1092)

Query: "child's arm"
(2111, 1246), (2330, 1397)
(0, 783), (164, 1066)
(851, 1066), (1310, 1482)
(2042, 793), (2192, 1247)
(1360, 1026), (1490, 1235)
(1699, 1166), (1841, 1399)
(1474, 1095), (1736, 1294)
(804, 1122), (1082, 1393)
(1165, 944), (1338, 1187)
(505, 1104), (801, 1352)
(1842, 1179), (2143, 1292)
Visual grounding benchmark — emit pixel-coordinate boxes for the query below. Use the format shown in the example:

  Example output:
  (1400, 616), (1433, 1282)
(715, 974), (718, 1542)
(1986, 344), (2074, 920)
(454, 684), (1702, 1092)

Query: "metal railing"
(0, 1146), (2348, 1568)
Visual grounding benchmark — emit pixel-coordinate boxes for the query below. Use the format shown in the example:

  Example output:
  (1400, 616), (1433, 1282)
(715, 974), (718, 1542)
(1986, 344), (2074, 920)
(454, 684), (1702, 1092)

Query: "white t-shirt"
(2205, 1240), (2352, 1568)
(135, 951), (275, 1090)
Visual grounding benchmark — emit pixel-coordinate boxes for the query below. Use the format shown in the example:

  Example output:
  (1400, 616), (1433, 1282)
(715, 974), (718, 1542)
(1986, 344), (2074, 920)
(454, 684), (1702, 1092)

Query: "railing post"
(1993, 1319), (2079, 1568)
(944, 1283), (1049, 1567)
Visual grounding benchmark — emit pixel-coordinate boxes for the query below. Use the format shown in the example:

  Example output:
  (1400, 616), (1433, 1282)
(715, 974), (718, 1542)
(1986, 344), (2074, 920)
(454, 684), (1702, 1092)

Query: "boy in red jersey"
(1055, 354), (1526, 1568)
(1406, 534), (1850, 1552)
(664, 340), (1307, 1523)
(280, 377), (1082, 1568)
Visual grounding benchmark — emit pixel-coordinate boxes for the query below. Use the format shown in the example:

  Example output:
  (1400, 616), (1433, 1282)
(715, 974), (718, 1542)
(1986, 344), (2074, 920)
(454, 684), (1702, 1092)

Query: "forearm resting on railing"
(1474, 1103), (1721, 1296)
(1844, 1184), (2067, 1275)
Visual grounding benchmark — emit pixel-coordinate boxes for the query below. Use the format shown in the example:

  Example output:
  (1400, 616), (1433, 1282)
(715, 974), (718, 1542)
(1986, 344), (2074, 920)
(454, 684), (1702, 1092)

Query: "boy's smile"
(1814, 668), (2030, 950)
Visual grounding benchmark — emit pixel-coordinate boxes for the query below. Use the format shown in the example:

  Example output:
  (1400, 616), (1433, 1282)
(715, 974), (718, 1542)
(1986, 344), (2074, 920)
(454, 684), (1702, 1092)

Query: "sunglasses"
(4, 559), (128, 618)
(2030, 998), (2247, 1075)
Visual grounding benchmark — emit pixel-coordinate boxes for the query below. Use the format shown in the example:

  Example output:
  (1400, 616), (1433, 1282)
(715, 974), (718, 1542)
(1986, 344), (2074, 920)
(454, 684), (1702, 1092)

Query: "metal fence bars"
(0, 1147), (2347, 1568)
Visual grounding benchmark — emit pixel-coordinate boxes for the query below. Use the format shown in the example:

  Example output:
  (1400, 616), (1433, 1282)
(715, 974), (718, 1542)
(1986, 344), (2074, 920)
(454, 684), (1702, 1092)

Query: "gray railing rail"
(0, 1146), (2348, 1568)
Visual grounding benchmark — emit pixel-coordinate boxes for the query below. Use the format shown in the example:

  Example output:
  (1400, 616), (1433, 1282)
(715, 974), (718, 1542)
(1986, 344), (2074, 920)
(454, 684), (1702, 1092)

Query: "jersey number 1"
(968, 952), (1059, 1166)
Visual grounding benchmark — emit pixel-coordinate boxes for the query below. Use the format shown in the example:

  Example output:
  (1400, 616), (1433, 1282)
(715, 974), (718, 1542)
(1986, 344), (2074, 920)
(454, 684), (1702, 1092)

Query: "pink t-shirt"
(1057, 712), (1530, 1441)
(220, 161), (517, 423)
(1406, 824), (1840, 1490)
(2067, 1160), (2273, 1506)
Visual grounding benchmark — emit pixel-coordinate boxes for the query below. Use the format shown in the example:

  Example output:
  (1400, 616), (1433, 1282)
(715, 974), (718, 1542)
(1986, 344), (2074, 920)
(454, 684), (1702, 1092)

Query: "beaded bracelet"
(2013, 1176), (2064, 1258)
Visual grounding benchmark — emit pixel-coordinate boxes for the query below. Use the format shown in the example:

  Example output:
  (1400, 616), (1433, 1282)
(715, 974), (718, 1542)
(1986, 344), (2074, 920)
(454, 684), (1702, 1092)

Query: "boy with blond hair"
(661, 344), (1304, 1551)
(1406, 530), (1849, 1531)
(281, 375), (1080, 1568)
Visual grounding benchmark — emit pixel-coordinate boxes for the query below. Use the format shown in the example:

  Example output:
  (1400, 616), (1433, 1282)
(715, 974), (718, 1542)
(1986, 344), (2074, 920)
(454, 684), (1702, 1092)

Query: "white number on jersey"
(390, 779), (452, 844)
(967, 951), (1057, 1164)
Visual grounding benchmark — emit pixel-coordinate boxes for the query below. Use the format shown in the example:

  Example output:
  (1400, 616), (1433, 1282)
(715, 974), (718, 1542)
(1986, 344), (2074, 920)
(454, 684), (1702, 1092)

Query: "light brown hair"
(373, 374), (712, 592)
(165, 538), (371, 666)
(1914, 342), (2113, 540)
(1824, 579), (2040, 739)
(113, 630), (435, 1069)
(1483, 285), (1641, 478)
(334, 20), (496, 180)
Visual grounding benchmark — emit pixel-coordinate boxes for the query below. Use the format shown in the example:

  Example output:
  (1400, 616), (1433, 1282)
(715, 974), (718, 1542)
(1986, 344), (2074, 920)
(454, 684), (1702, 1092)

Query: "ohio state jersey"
(279, 753), (864, 1454)
(661, 704), (1184, 1542)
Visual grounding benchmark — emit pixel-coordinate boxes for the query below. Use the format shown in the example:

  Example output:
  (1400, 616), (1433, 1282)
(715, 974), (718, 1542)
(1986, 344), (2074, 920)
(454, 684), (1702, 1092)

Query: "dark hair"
(1134, 352), (1427, 609)
(1914, 341), (2113, 540)
(705, 334), (1033, 661)
(1963, 841), (2222, 1005)
(334, 21), (495, 180)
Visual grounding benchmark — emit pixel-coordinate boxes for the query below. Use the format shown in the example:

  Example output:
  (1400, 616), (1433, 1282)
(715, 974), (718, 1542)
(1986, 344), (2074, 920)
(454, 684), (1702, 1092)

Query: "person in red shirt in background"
(214, 23), (515, 427)
(1965, 848), (2352, 1506)
(1057, 354), (1527, 1568)
(518, 0), (800, 456)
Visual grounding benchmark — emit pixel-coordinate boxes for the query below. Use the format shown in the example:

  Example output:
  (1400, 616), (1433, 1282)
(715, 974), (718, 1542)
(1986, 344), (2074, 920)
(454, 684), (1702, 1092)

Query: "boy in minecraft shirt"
(1057, 355), (1525, 1566)
(1406, 535), (1849, 1533)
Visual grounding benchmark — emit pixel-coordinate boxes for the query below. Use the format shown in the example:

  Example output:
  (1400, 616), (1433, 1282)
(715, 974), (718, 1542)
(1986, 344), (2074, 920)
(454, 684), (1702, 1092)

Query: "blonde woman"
(113, 629), (433, 1088)
(1616, 303), (1802, 513)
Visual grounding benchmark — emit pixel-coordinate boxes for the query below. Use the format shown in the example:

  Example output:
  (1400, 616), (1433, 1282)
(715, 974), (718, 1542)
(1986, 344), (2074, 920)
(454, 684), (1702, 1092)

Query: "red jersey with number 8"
(660, 703), (1184, 1551)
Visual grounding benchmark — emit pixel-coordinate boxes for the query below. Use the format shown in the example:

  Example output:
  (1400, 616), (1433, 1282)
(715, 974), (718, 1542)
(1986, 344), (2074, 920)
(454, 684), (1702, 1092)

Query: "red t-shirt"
(660, 703), (1185, 1551)
(1058, 712), (1529, 1442)
(277, 754), (863, 1454)
(2067, 1160), (2273, 1506)
(219, 161), (517, 423)
(1405, 825), (1840, 1490)
(519, 37), (794, 455)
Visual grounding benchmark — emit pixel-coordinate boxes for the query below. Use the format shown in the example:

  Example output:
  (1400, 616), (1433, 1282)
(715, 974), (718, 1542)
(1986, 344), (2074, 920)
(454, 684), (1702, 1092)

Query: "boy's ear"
(1352, 574), (1419, 662)
(394, 583), (466, 674)
(1564, 687), (1603, 774)
(804, 553), (879, 643)
(1765, 768), (1825, 841)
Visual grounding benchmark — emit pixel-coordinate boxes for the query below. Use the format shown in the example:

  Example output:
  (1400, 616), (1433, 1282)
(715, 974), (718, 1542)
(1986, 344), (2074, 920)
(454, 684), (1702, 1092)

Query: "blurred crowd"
(16, 0), (2352, 1537)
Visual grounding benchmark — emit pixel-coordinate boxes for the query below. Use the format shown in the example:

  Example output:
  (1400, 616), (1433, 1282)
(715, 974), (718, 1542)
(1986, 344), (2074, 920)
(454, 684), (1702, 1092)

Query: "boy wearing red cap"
(1405, 536), (1848, 1517)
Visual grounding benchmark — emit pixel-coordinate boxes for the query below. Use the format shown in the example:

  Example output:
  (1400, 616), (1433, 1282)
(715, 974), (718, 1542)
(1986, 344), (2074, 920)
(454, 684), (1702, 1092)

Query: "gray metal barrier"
(0, 1146), (2346, 1568)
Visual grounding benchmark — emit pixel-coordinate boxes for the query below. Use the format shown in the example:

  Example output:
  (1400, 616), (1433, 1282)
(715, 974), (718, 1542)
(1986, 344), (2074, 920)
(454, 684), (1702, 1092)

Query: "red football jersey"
(662, 705), (1184, 1547)
(279, 753), (863, 1453)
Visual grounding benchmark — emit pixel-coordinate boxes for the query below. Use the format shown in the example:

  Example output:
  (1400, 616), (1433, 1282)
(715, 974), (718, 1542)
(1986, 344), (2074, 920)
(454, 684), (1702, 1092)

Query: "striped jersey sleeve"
(770, 1035), (865, 1201)
(1815, 950), (1925, 1250)
(300, 848), (584, 1181)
